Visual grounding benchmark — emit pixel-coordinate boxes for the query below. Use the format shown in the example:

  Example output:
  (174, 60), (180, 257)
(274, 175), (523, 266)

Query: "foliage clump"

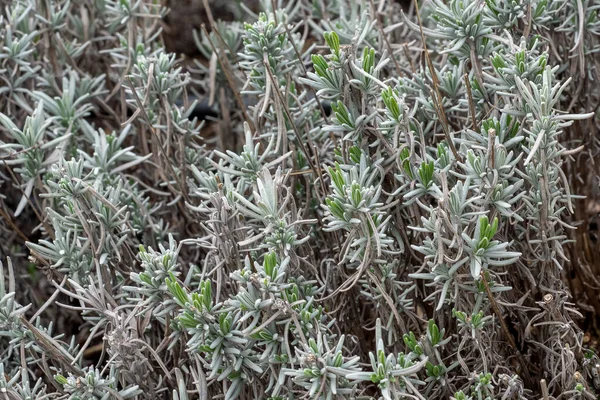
(1, 0), (600, 399)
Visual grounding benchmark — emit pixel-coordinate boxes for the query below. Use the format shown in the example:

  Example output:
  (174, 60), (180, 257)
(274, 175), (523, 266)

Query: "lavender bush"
(1, 0), (600, 399)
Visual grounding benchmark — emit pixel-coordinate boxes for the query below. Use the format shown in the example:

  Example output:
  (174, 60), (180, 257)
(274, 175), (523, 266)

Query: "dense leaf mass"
(1, 0), (600, 399)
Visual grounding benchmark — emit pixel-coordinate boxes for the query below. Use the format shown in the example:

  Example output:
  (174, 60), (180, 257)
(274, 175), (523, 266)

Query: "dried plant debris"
(1, 0), (600, 399)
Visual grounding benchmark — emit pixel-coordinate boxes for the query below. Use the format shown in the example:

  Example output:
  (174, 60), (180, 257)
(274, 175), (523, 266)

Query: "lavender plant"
(1, 0), (600, 399)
